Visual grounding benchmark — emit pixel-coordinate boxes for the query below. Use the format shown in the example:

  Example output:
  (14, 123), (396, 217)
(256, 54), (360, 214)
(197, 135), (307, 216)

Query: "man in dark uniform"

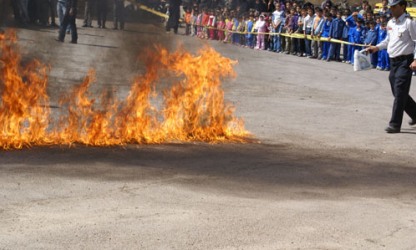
(96, 0), (108, 28)
(166, 0), (181, 34)
(57, 0), (77, 43)
(368, 0), (416, 133)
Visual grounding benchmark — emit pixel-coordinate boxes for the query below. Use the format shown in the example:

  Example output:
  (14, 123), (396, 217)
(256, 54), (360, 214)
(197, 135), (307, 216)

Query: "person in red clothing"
(201, 8), (210, 39)
(184, 7), (192, 35)
(207, 9), (216, 40)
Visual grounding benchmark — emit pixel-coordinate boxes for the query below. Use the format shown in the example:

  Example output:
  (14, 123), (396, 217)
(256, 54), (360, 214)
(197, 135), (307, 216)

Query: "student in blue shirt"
(345, 12), (363, 63)
(364, 20), (378, 68)
(376, 21), (390, 71)
(321, 12), (332, 60)
(328, 10), (345, 62)
(246, 14), (255, 48)
(352, 18), (365, 63)
(341, 9), (351, 63)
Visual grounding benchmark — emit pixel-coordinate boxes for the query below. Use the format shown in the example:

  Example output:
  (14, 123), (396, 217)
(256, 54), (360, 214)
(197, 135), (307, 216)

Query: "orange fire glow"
(0, 31), (251, 150)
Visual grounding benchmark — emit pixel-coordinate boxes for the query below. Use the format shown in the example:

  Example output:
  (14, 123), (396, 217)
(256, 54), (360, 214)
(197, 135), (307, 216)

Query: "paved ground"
(1, 16), (416, 249)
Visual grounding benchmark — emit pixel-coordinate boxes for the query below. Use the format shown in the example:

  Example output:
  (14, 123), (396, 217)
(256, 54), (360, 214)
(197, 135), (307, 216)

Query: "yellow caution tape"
(138, 4), (169, 19)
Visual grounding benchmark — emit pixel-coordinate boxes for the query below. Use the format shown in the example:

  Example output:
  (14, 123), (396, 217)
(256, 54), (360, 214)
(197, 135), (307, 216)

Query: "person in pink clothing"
(223, 15), (234, 43)
(255, 14), (267, 50)
(196, 11), (203, 38)
(217, 15), (226, 41)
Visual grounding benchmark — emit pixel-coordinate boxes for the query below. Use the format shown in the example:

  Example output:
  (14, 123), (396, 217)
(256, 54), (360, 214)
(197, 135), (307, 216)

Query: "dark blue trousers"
(388, 55), (416, 129)
(59, 13), (77, 42)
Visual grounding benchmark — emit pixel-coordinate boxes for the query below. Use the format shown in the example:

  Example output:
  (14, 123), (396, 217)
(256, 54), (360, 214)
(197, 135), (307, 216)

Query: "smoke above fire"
(0, 30), (251, 150)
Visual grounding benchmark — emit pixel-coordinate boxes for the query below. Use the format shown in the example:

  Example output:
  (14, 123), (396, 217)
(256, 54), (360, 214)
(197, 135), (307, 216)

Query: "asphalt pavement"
(1, 18), (416, 249)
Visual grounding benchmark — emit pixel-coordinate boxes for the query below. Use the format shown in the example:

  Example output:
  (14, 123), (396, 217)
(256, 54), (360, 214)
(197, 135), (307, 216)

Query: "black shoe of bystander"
(385, 126), (400, 133)
(409, 119), (416, 126)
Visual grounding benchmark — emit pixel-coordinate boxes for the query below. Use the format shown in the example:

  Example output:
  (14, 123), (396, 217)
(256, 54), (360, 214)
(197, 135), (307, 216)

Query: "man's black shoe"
(55, 38), (64, 42)
(385, 126), (400, 133)
(70, 40), (77, 44)
(409, 119), (416, 126)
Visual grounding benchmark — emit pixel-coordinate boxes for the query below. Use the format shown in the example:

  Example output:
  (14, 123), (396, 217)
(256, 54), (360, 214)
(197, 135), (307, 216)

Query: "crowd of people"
(179, 0), (397, 70)
(2, 0), (126, 30)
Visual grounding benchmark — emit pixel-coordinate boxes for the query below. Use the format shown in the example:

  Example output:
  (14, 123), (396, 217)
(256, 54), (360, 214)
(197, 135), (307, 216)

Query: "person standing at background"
(165, 0), (181, 34)
(113, 0), (125, 30)
(83, 0), (95, 27)
(96, 0), (108, 28)
(48, 0), (58, 27)
(57, 0), (77, 43)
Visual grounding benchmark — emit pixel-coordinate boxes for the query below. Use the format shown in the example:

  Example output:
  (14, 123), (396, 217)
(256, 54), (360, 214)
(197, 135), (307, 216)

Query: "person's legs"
(317, 41), (323, 59)
(83, 0), (94, 27)
(36, 0), (49, 25)
(49, 0), (57, 25)
(70, 15), (77, 42)
(311, 39), (317, 58)
(304, 29), (311, 56)
(334, 43), (341, 61)
(255, 34), (260, 48)
(276, 34), (282, 52)
(260, 34), (265, 50)
(322, 41), (329, 59)
(57, 1), (64, 25)
(58, 14), (69, 41)
(388, 58), (414, 129)
(113, 2), (118, 29)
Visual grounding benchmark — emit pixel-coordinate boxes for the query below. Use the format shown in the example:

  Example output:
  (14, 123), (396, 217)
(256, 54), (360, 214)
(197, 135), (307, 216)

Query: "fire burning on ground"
(0, 31), (251, 150)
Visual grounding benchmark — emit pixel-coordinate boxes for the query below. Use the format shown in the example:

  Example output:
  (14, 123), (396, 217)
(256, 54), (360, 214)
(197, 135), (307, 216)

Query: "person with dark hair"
(57, 0), (77, 43)
(303, 7), (314, 57)
(363, 20), (377, 67)
(310, 7), (324, 59)
(345, 11), (363, 63)
(327, 10), (345, 61)
(367, 0), (416, 133)
(253, 0), (266, 13)
(166, 0), (182, 33)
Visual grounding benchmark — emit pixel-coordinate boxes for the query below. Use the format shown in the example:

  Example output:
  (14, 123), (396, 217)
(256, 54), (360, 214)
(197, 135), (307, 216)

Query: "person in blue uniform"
(364, 21), (378, 67)
(327, 10), (345, 62)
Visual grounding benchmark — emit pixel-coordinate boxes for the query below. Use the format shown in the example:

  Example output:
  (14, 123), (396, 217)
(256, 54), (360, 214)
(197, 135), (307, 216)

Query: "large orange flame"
(0, 31), (251, 150)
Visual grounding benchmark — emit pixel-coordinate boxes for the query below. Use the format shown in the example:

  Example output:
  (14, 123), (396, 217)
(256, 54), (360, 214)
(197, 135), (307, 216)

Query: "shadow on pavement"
(1, 143), (415, 198)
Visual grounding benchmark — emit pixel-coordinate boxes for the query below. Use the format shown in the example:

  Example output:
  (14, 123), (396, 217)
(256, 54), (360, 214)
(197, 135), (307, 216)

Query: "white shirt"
(272, 10), (284, 26)
(303, 14), (313, 30)
(255, 20), (266, 30)
(377, 13), (416, 59)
